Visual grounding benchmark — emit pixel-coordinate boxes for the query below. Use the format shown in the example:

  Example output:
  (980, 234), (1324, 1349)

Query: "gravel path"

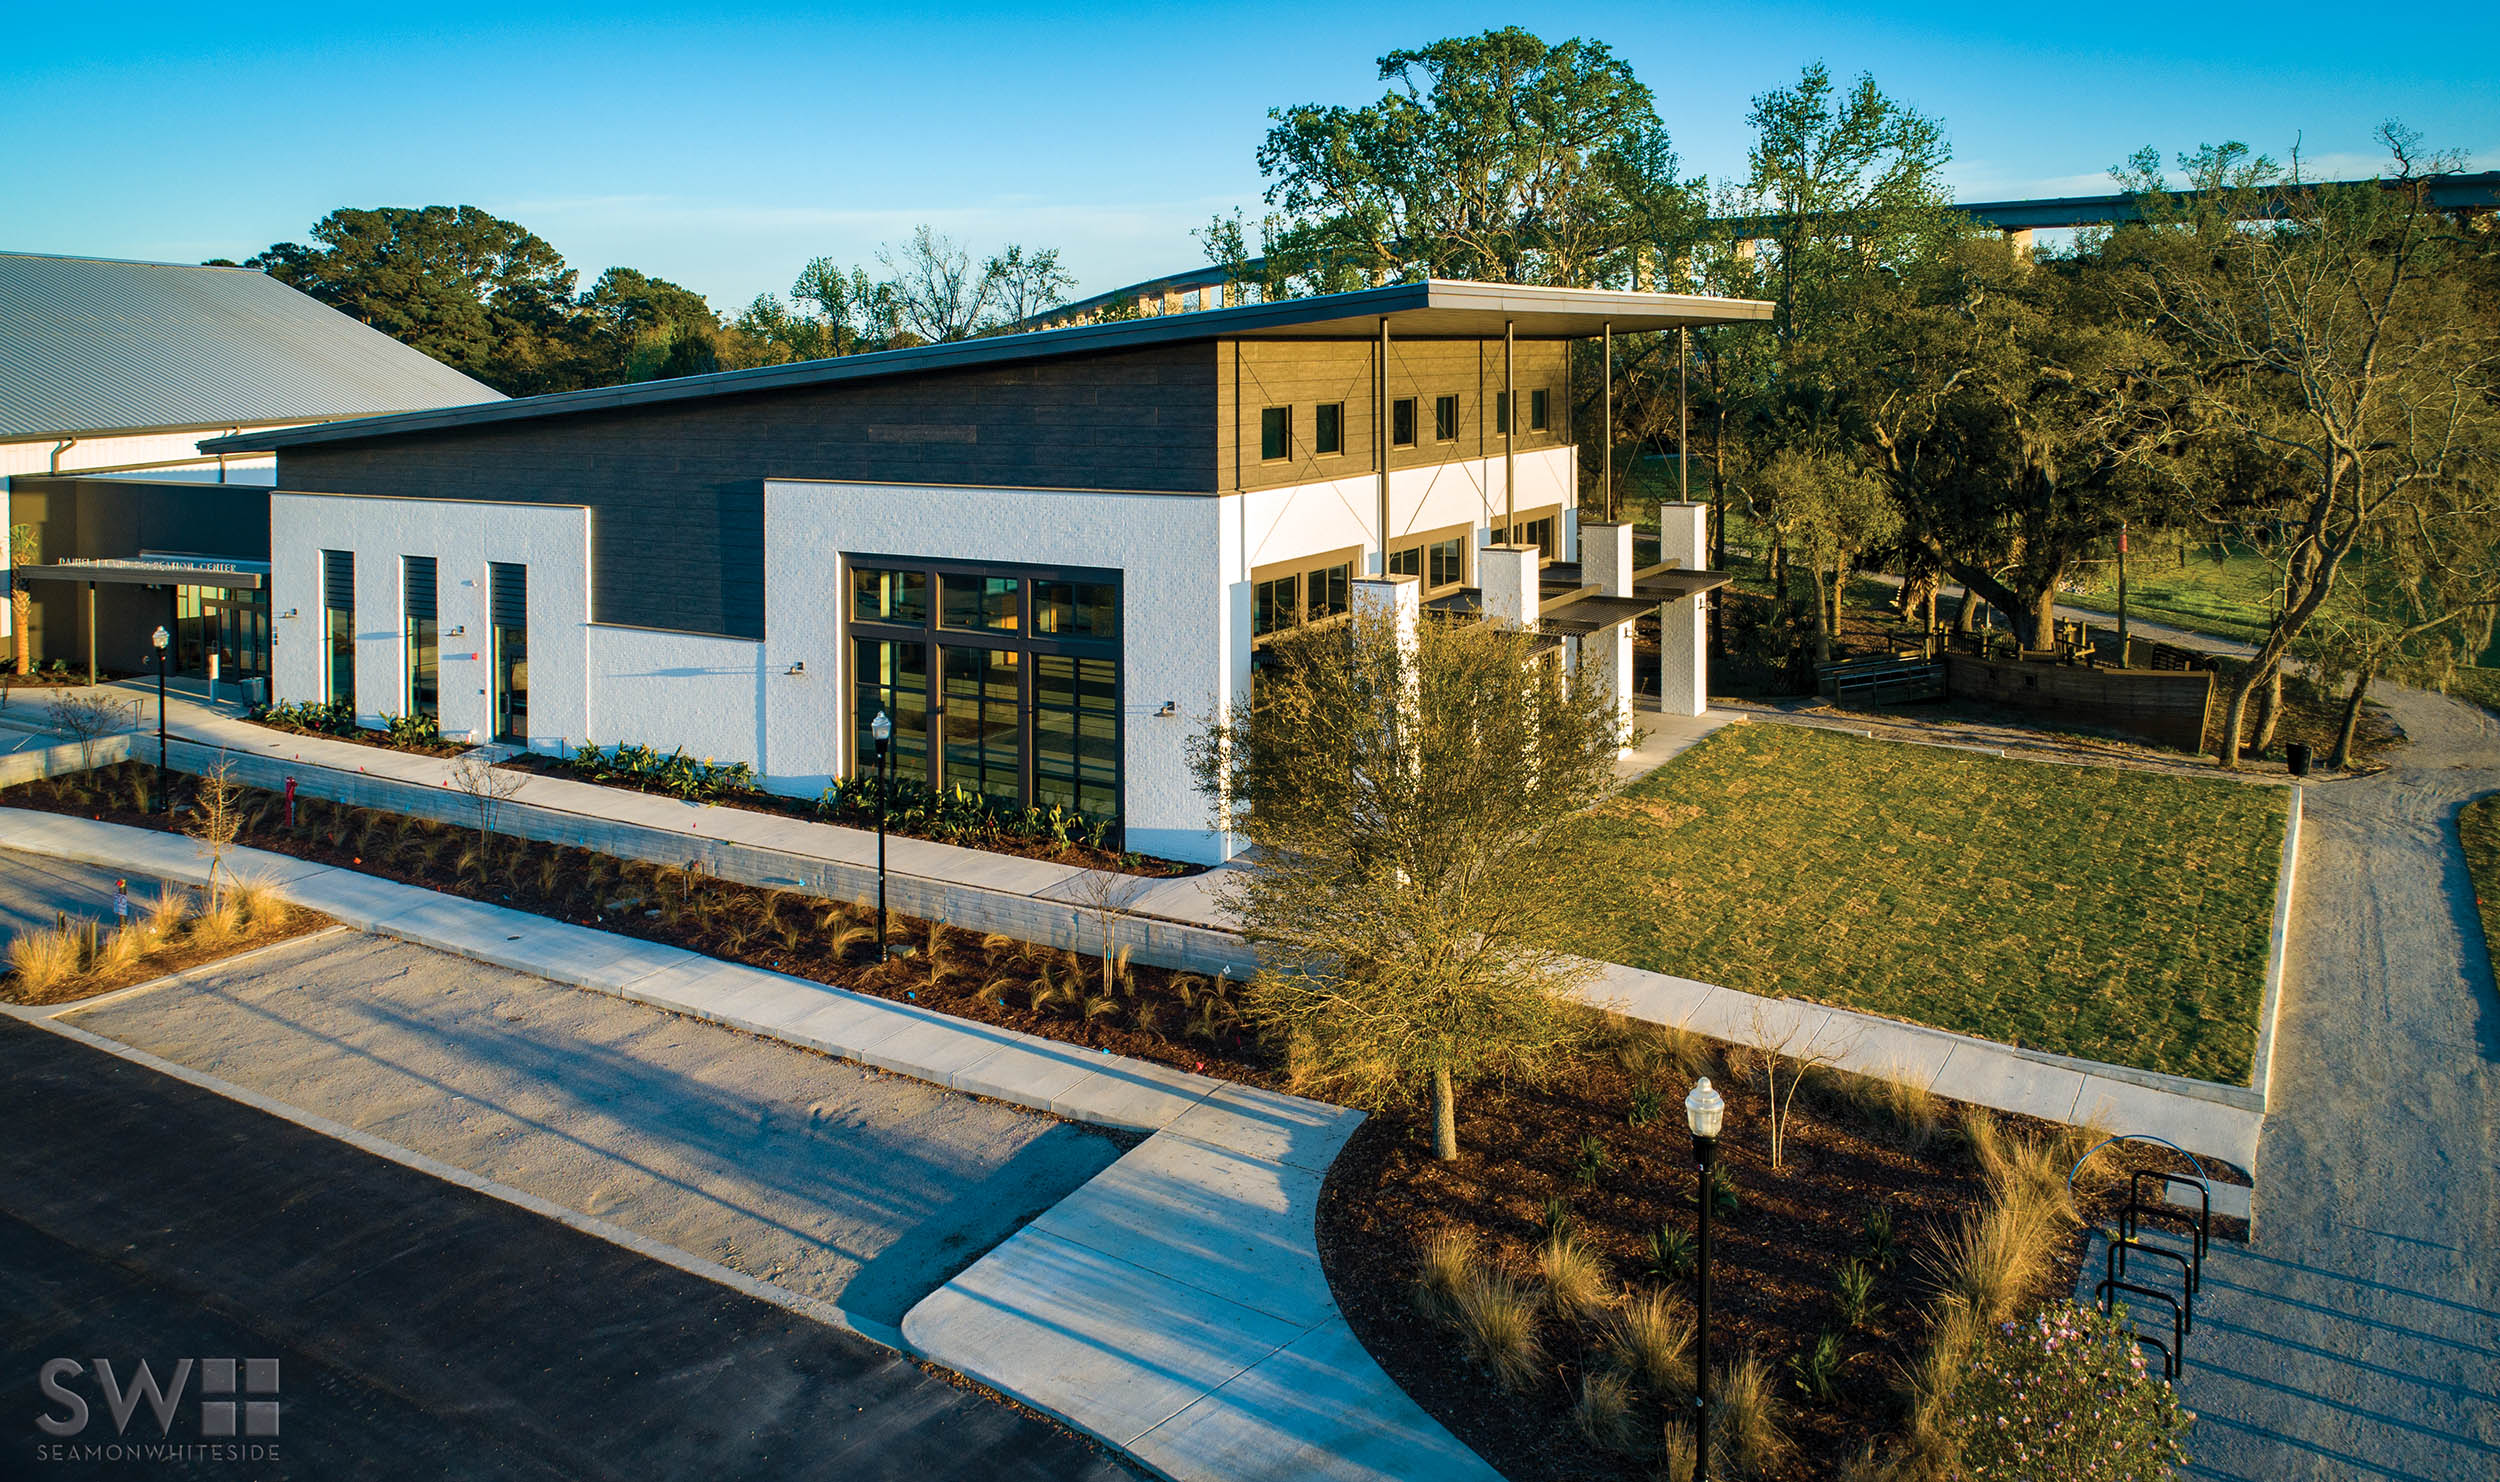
(59, 931), (1131, 1333)
(2125, 685), (2500, 1480)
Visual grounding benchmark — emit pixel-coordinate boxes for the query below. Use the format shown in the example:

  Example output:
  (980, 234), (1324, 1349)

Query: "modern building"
(2, 251), (499, 689)
(212, 280), (1768, 862)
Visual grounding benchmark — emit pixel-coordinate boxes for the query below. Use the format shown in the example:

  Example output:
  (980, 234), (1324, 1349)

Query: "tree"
(7, 521), (35, 679)
(1254, 27), (1700, 292)
(184, 756), (245, 906)
(982, 245), (1076, 329)
(791, 257), (894, 355)
(878, 226), (999, 343)
(249, 206), (580, 393)
(1753, 448), (1900, 665)
(447, 754), (527, 880)
(2122, 127), (2500, 766)
(1190, 611), (1622, 1160)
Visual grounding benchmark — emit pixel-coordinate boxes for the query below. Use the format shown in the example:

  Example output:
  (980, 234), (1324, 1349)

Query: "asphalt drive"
(0, 1015), (1133, 1481)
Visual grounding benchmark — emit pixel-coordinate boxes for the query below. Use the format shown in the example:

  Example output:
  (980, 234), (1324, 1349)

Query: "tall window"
(1391, 397), (1417, 448)
(1260, 405), (1291, 460)
(1434, 394), (1459, 442)
(1530, 388), (1550, 431)
(489, 562), (528, 741)
(321, 550), (355, 707)
(1314, 402), (1344, 456)
(1495, 506), (1563, 561)
(403, 557), (438, 721)
(848, 560), (1123, 831)
(1496, 391), (1512, 436)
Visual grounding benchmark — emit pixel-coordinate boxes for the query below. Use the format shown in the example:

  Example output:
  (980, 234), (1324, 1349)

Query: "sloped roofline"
(205, 279), (1771, 454)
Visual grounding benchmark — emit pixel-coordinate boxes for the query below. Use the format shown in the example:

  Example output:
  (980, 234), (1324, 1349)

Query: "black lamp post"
(150, 625), (170, 813)
(870, 709), (892, 962)
(1686, 1075), (1726, 1479)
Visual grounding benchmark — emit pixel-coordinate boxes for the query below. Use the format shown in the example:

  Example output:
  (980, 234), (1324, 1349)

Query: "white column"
(1479, 543), (1539, 628)
(1580, 520), (1636, 753)
(1352, 574), (1419, 659)
(1656, 502), (1709, 717)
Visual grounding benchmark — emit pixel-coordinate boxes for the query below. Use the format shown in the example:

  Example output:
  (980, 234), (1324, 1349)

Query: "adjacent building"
(211, 280), (1769, 862)
(2, 251), (499, 690)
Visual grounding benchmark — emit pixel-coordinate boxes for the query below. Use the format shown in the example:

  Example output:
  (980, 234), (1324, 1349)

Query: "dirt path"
(2129, 684), (2500, 1480)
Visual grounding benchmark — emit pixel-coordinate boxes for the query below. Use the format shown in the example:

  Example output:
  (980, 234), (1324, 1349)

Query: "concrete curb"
(0, 810), (1498, 1482)
(2252, 785), (2303, 1114)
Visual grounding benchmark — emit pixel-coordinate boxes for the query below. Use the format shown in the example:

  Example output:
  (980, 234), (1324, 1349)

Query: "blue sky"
(6, 2), (2494, 311)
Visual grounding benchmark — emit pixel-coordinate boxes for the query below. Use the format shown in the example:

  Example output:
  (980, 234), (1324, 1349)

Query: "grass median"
(1557, 722), (2288, 1083)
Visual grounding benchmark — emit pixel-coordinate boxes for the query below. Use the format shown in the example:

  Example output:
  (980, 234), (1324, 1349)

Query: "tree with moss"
(1191, 610), (1622, 1159)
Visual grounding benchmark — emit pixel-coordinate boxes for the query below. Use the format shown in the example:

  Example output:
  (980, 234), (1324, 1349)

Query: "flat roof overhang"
(1633, 568), (1735, 602)
(205, 279), (1774, 456)
(15, 559), (267, 590)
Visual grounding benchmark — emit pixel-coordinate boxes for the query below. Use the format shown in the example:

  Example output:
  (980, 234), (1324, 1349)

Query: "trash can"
(2286, 741), (2313, 777)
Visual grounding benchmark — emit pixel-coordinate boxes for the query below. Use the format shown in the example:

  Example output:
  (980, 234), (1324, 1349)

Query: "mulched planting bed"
(1319, 1034), (2219, 1482)
(495, 752), (1202, 880)
(3, 761), (1274, 1087)
(2, 908), (331, 1007)
(243, 716), (468, 757)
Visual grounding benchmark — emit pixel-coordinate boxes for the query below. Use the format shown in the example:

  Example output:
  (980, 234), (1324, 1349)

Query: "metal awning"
(1540, 593), (1659, 637)
(1632, 565), (1734, 601)
(15, 557), (267, 590)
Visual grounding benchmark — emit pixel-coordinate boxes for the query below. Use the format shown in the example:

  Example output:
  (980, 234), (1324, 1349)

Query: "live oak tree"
(1248, 27), (1701, 293)
(2121, 127), (2500, 766)
(1190, 611), (1622, 1161)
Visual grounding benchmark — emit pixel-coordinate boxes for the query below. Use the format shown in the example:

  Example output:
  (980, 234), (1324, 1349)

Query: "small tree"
(446, 754), (527, 878)
(45, 692), (139, 770)
(184, 756), (246, 905)
(1192, 610), (1624, 1160)
(1071, 868), (1149, 992)
(7, 521), (37, 681)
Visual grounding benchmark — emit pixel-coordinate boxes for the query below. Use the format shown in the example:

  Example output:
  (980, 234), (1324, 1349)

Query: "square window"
(1034, 579), (1118, 639)
(1434, 394), (1458, 441)
(1387, 544), (1422, 579)
(1391, 398), (1416, 448)
(1252, 573), (1298, 637)
(940, 573), (1020, 632)
(1429, 536), (1465, 589)
(852, 567), (928, 624)
(1530, 388), (1550, 431)
(1261, 405), (1291, 460)
(1308, 562), (1351, 620)
(1314, 402), (1344, 456)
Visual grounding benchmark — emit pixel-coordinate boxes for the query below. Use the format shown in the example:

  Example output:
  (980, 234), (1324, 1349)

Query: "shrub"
(1415, 1228), (1478, 1319)
(383, 712), (447, 750)
(1606, 1287), (1694, 1399)
(1712, 1349), (1793, 1477)
(1939, 1303), (2192, 1480)
(5, 924), (82, 994)
(1834, 1257), (1882, 1331)
(1537, 1231), (1614, 1323)
(230, 878), (291, 930)
(251, 697), (359, 737)
(1923, 1192), (2059, 1330)
(1571, 1368), (1643, 1454)
(1787, 1330), (1845, 1401)
(815, 772), (1120, 854)
(1450, 1269), (1545, 1391)
(1656, 1420), (1700, 1480)
(1646, 1222), (1697, 1282)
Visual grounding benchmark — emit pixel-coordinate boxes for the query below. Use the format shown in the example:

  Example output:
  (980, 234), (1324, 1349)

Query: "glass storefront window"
(942, 646), (1023, 808)
(1035, 655), (1119, 819)
(852, 637), (931, 786)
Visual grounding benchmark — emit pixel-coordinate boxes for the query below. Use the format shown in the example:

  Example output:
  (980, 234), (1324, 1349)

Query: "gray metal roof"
(207, 278), (1770, 455)
(0, 251), (502, 443)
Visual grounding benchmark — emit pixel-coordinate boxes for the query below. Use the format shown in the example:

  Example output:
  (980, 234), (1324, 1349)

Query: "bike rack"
(2122, 1168), (2209, 1292)
(2107, 1239), (2196, 1336)
(2096, 1276), (2184, 1380)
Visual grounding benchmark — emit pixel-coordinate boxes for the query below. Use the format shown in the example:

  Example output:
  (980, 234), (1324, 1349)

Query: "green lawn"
(2443, 668), (2500, 717)
(1557, 723), (2290, 1083)
(2059, 546), (2288, 646)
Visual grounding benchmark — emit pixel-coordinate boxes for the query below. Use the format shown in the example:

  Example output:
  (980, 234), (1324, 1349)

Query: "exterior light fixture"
(1156, 700), (1176, 717)
(786, 660), (806, 676)
(870, 710), (893, 961)
(1685, 1076), (1726, 1479)
(149, 626), (171, 813)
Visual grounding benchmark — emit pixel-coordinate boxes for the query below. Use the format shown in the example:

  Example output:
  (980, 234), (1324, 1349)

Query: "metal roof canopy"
(0, 252), (502, 443)
(15, 558), (268, 590)
(206, 279), (1772, 455)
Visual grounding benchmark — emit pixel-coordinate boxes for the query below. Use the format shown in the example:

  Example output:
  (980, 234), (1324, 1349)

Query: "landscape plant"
(184, 757), (246, 904)
(1938, 1303), (2193, 1481)
(1191, 610), (1624, 1159)
(44, 692), (139, 769)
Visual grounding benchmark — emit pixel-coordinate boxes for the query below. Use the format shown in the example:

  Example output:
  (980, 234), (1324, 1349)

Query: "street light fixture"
(149, 625), (170, 814)
(1685, 1076), (1726, 1479)
(870, 710), (892, 962)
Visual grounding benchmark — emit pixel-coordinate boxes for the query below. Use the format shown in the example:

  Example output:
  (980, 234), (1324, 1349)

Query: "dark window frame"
(845, 552), (1126, 833)
(1530, 387), (1550, 431)
(1492, 503), (1566, 563)
(1433, 394), (1459, 443)
(1313, 401), (1345, 457)
(1386, 521), (1473, 598)
(1391, 397), (1417, 448)
(1260, 405), (1292, 461)
(1248, 545), (1363, 648)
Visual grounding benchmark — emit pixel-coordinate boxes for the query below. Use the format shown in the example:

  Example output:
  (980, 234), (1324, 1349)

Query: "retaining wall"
(1944, 653), (2214, 752)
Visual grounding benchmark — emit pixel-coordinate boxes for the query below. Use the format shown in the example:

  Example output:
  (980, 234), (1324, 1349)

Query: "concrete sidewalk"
(17, 684), (2286, 1176)
(0, 808), (1499, 1482)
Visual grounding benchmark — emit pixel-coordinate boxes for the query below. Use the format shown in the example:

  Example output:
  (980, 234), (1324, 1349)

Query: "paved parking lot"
(0, 1014), (1133, 1480)
(55, 930), (1131, 1334)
